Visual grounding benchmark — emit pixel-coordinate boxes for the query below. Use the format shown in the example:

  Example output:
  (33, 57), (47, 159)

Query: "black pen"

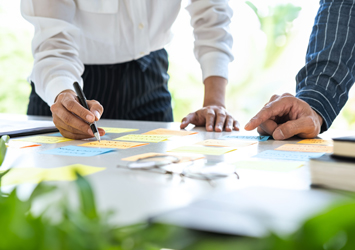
(73, 82), (101, 142)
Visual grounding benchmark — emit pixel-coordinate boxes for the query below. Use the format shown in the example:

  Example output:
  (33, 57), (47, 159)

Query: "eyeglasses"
(117, 154), (239, 185)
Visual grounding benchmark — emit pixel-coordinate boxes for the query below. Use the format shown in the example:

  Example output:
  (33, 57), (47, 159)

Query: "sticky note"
(8, 140), (41, 149)
(233, 161), (304, 172)
(275, 144), (333, 153)
(114, 134), (171, 143)
(168, 146), (236, 156)
(15, 136), (73, 144)
(196, 139), (256, 148)
(40, 145), (115, 157)
(143, 128), (198, 136)
(47, 132), (63, 137)
(220, 135), (270, 141)
(297, 139), (332, 145)
(121, 152), (205, 162)
(79, 140), (148, 149)
(0, 164), (105, 186)
(100, 127), (139, 133)
(253, 150), (324, 161)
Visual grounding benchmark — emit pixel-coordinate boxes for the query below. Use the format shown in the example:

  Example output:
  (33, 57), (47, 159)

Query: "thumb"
(272, 117), (310, 140)
(180, 113), (196, 129)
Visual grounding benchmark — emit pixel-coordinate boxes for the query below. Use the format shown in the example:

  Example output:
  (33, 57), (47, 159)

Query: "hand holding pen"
(50, 82), (105, 140)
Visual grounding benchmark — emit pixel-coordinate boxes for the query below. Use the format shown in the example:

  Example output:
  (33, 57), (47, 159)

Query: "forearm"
(295, 0), (355, 132)
(203, 76), (227, 107)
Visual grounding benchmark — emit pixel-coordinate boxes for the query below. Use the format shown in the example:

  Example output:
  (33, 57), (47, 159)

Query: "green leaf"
(0, 135), (10, 167)
(75, 172), (98, 220)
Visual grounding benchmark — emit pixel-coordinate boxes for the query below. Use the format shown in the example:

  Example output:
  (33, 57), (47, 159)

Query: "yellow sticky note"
(196, 139), (256, 148)
(0, 164), (105, 186)
(15, 136), (73, 144)
(114, 134), (171, 143)
(100, 127), (139, 133)
(168, 146), (236, 156)
(298, 139), (332, 145)
(121, 152), (205, 162)
(143, 128), (198, 136)
(276, 144), (333, 153)
(79, 140), (148, 149)
(234, 161), (303, 172)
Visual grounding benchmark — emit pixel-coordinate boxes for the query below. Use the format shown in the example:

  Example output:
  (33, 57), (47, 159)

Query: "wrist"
(203, 76), (227, 108)
(54, 89), (77, 103)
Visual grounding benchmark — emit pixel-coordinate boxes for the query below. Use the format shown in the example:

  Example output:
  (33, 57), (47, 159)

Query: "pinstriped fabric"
(296, 0), (355, 133)
(27, 49), (173, 122)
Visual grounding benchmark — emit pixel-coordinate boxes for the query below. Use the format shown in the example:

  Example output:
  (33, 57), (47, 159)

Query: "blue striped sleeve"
(295, 0), (355, 133)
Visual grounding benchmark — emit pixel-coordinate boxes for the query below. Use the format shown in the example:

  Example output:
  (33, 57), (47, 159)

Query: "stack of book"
(309, 136), (355, 192)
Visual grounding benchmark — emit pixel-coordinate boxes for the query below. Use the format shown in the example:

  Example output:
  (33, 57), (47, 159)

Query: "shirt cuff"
(45, 76), (80, 106)
(199, 51), (231, 81)
(295, 85), (340, 133)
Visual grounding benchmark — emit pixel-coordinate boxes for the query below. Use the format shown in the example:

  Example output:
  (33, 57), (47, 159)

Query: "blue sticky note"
(220, 135), (270, 141)
(40, 146), (115, 157)
(253, 150), (324, 161)
(47, 132), (63, 137)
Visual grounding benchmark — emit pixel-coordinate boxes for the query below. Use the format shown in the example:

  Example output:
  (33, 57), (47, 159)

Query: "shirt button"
(138, 23), (144, 29)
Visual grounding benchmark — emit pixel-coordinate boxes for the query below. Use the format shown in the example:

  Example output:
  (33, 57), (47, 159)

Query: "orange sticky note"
(143, 128), (198, 136)
(297, 139), (332, 145)
(8, 140), (41, 149)
(121, 152), (205, 162)
(196, 139), (256, 148)
(79, 140), (148, 149)
(168, 146), (237, 156)
(275, 144), (333, 153)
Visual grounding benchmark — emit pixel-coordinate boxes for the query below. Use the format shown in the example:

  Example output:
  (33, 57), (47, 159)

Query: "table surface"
(1, 114), (352, 227)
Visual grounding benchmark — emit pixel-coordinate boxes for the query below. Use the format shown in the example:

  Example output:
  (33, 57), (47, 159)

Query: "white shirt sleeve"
(186, 0), (234, 81)
(21, 0), (84, 106)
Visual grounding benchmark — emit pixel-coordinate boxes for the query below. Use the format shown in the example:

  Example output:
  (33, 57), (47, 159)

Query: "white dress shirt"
(21, 0), (234, 106)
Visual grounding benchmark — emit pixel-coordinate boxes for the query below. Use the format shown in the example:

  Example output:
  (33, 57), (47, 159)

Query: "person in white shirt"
(21, 0), (238, 139)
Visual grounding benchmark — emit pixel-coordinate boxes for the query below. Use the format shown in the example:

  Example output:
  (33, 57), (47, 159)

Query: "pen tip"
(94, 132), (101, 142)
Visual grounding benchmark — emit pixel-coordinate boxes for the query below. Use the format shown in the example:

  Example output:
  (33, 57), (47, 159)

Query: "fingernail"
(86, 114), (94, 122)
(88, 128), (94, 136)
(245, 122), (250, 129)
(275, 129), (285, 139)
(208, 125), (213, 131)
(94, 111), (101, 120)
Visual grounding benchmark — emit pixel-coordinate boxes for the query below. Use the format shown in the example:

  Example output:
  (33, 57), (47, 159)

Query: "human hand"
(244, 93), (324, 140)
(180, 106), (240, 132)
(50, 90), (105, 139)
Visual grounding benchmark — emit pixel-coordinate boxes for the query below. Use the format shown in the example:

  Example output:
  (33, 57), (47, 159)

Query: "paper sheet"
(143, 128), (198, 136)
(168, 146), (237, 156)
(0, 164), (105, 186)
(233, 161), (304, 172)
(220, 135), (270, 141)
(275, 144), (333, 153)
(79, 140), (148, 149)
(40, 145), (115, 156)
(15, 136), (73, 144)
(297, 139), (332, 145)
(100, 127), (139, 133)
(253, 150), (324, 161)
(196, 139), (256, 148)
(114, 134), (172, 143)
(121, 152), (205, 162)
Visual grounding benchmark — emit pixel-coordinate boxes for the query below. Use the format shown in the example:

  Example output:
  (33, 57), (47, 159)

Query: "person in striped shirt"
(245, 0), (354, 140)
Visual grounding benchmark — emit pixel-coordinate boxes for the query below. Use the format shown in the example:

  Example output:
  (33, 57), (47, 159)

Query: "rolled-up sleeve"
(295, 0), (355, 132)
(21, 0), (83, 106)
(186, 0), (234, 81)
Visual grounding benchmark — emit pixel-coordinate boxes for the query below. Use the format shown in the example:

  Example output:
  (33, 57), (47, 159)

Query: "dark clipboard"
(0, 126), (59, 138)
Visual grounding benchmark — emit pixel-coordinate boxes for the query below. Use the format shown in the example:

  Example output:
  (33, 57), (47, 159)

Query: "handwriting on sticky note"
(168, 146), (236, 156)
(121, 152), (205, 162)
(0, 164), (105, 186)
(253, 150), (324, 161)
(40, 145), (115, 157)
(196, 139), (256, 148)
(220, 135), (270, 141)
(15, 136), (73, 144)
(79, 140), (148, 149)
(100, 127), (139, 133)
(297, 139), (332, 145)
(143, 128), (198, 136)
(114, 134), (171, 143)
(233, 161), (303, 172)
(276, 144), (333, 153)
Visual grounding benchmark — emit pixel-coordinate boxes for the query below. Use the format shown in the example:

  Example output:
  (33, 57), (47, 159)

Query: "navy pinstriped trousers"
(27, 49), (173, 122)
